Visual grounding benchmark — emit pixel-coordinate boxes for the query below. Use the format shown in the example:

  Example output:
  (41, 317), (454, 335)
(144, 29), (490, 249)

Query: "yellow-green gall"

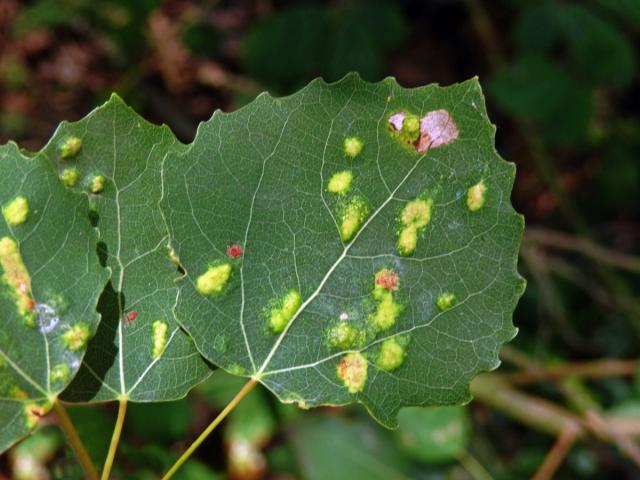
(404, 114), (420, 139)
(62, 323), (91, 351)
(339, 197), (369, 242)
(370, 290), (402, 331)
(196, 263), (232, 295)
(436, 292), (456, 311)
(50, 364), (70, 383)
(0, 236), (34, 325)
(227, 364), (247, 376)
(327, 170), (353, 194)
(467, 181), (487, 211)
(376, 337), (406, 371)
(337, 352), (368, 393)
(10, 386), (28, 400)
(24, 402), (52, 430)
(60, 168), (80, 188)
(327, 321), (363, 349)
(343, 136), (364, 159)
(151, 320), (168, 358)
(90, 175), (106, 193)
(59, 136), (82, 159)
(2, 195), (29, 225)
(268, 289), (302, 333)
(397, 198), (432, 256)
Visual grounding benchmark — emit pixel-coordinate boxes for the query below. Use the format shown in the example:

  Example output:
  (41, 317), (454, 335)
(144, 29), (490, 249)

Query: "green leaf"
(161, 74), (525, 427)
(396, 406), (471, 463)
(38, 95), (211, 403)
(0, 143), (108, 452)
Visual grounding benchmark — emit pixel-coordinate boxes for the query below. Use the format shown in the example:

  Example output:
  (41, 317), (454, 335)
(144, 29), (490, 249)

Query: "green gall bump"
(151, 320), (168, 358)
(59, 136), (82, 159)
(11, 386), (28, 399)
(327, 170), (353, 195)
(436, 292), (456, 311)
(60, 168), (80, 188)
(196, 263), (232, 295)
(0, 236), (35, 325)
(343, 136), (364, 159)
(467, 181), (487, 211)
(90, 175), (106, 193)
(2, 195), (29, 225)
(339, 196), (369, 242)
(327, 321), (364, 349)
(376, 337), (406, 371)
(397, 198), (432, 256)
(337, 352), (368, 393)
(50, 364), (70, 383)
(62, 323), (91, 351)
(268, 289), (302, 333)
(404, 115), (420, 138)
(371, 290), (402, 331)
(227, 364), (247, 376)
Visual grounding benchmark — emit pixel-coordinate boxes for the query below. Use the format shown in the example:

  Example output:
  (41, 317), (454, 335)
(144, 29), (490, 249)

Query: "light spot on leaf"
(415, 110), (459, 153)
(50, 364), (70, 383)
(268, 289), (302, 333)
(339, 196), (369, 242)
(467, 181), (487, 211)
(436, 292), (456, 311)
(2, 195), (29, 225)
(397, 198), (432, 256)
(337, 352), (368, 393)
(196, 263), (232, 296)
(151, 320), (168, 358)
(62, 323), (91, 351)
(60, 168), (80, 188)
(327, 321), (364, 349)
(327, 170), (353, 194)
(90, 174), (106, 193)
(343, 136), (364, 159)
(388, 112), (406, 131)
(10, 386), (28, 399)
(213, 333), (228, 353)
(228, 364), (247, 376)
(59, 136), (82, 159)
(0, 237), (35, 326)
(370, 289), (402, 332)
(376, 337), (407, 371)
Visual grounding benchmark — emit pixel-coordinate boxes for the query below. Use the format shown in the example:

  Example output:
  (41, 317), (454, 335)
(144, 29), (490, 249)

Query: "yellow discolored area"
(196, 263), (232, 296)
(337, 352), (368, 393)
(90, 174), (106, 193)
(343, 136), (364, 159)
(371, 290), (402, 331)
(24, 402), (52, 430)
(397, 198), (432, 256)
(2, 196), (29, 226)
(50, 364), (70, 383)
(467, 181), (487, 211)
(376, 337), (406, 371)
(227, 364), (247, 376)
(0, 236), (35, 326)
(436, 292), (456, 311)
(151, 320), (169, 358)
(339, 197), (369, 242)
(59, 136), (82, 159)
(327, 321), (364, 349)
(327, 170), (353, 195)
(269, 289), (302, 333)
(62, 323), (91, 351)
(10, 386), (28, 400)
(403, 114), (420, 139)
(60, 168), (80, 188)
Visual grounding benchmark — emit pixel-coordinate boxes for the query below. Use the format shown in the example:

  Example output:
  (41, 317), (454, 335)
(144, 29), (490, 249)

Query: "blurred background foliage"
(1, 0), (639, 479)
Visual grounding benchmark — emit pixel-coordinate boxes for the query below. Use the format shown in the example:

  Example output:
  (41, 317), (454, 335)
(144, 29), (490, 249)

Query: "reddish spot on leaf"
(375, 269), (399, 291)
(227, 244), (244, 258)
(415, 109), (459, 153)
(125, 311), (138, 322)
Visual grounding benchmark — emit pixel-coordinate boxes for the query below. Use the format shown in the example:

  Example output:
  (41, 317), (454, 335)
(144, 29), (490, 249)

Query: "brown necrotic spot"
(415, 109), (459, 153)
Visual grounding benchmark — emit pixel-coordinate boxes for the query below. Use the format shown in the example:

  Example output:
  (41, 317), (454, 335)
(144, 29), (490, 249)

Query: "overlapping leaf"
(161, 74), (525, 426)
(39, 96), (211, 403)
(0, 144), (108, 452)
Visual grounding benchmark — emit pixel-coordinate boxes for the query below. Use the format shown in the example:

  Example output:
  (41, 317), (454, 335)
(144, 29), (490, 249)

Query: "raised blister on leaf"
(327, 170), (353, 194)
(436, 292), (456, 311)
(2, 196), (29, 225)
(339, 196), (369, 242)
(90, 174), (106, 193)
(337, 352), (368, 393)
(151, 320), (168, 358)
(196, 263), (232, 295)
(60, 168), (80, 188)
(58, 136), (82, 159)
(343, 136), (364, 159)
(62, 323), (91, 351)
(467, 181), (487, 211)
(376, 337), (407, 371)
(268, 290), (302, 333)
(0, 236), (34, 325)
(397, 197), (432, 256)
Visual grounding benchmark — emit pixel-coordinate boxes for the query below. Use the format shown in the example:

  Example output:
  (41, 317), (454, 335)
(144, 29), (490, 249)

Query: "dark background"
(1, 1), (639, 479)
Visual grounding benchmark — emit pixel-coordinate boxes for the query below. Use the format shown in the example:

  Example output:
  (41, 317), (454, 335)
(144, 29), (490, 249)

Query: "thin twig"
(53, 401), (99, 480)
(503, 359), (639, 385)
(532, 427), (577, 480)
